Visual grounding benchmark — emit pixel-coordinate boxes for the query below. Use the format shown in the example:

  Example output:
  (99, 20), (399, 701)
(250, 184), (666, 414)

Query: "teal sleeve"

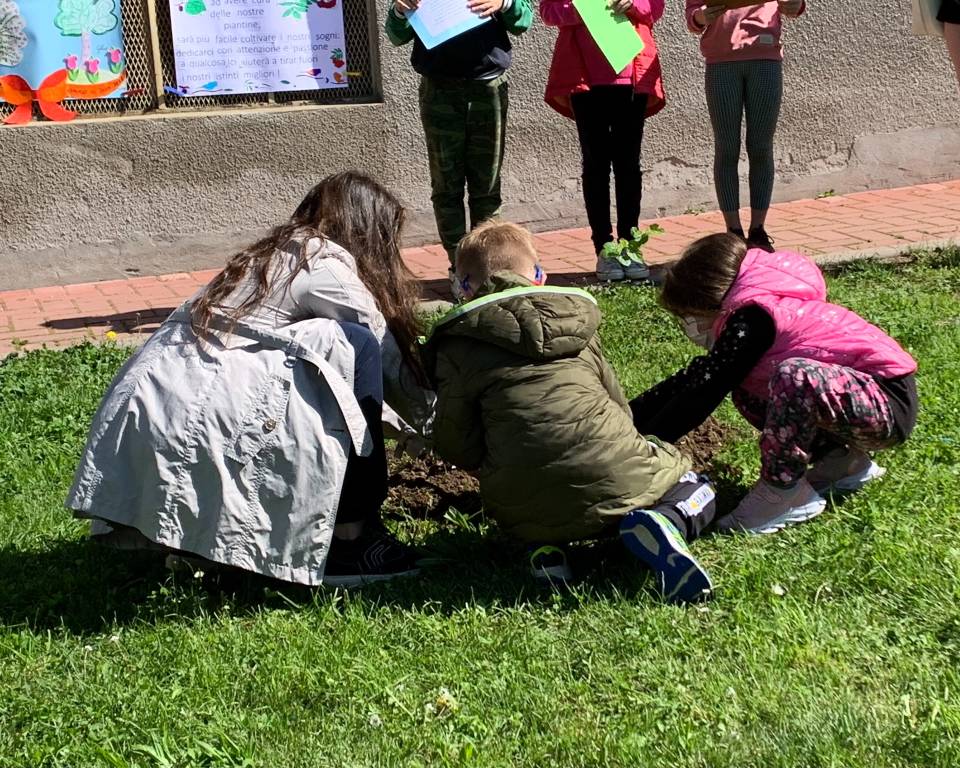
(502, 0), (533, 35)
(384, 3), (415, 46)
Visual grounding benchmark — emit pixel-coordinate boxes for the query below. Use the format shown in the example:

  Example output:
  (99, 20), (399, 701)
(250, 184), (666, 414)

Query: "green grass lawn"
(2, 250), (960, 767)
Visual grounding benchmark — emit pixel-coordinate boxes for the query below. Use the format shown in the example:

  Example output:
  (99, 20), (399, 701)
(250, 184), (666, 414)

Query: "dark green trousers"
(418, 74), (509, 263)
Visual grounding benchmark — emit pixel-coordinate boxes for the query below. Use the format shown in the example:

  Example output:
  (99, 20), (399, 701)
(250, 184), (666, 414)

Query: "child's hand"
(777, 0), (803, 15)
(394, 0), (420, 14)
(693, 4), (725, 27)
(468, 0), (504, 17)
(609, 0), (633, 15)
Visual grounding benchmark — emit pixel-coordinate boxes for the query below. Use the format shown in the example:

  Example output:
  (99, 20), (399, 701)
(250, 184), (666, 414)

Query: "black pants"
(335, 396), (388, 525)
(652, 473), (717, 543)
(571, 86), (648, 254)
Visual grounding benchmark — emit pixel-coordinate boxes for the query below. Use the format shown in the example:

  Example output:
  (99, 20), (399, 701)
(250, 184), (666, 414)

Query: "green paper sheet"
(571, 0), (645, 74)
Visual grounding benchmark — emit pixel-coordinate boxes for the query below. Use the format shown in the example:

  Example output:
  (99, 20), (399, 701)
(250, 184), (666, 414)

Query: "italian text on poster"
(168, 0), (348, 97)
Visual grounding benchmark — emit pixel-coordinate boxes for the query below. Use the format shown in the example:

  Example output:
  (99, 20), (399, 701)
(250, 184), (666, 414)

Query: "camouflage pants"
(418, 74), (509, 263)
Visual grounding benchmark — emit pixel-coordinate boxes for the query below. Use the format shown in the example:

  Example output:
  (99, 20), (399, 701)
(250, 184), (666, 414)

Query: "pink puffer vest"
(715, 249), (917, 400)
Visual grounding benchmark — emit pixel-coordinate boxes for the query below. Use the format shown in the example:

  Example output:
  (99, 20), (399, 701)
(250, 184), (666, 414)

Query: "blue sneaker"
(619, 510), (713, 604)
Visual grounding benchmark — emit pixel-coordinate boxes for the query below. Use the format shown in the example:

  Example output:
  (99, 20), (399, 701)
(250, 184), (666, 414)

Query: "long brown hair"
(659, 233), (748, 317)
(191, 171), (426, 381)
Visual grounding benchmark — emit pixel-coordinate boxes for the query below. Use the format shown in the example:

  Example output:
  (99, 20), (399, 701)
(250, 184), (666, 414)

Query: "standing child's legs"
(420, 77), (469, 264)
(464, 75), (509, 232)
(609, 90), (649, 243)
(742, 60), (783, 242)
(945, 22), (960, 89)
(620, 472), (717, 604)
(705, 62), (747, 233)
(572, 87), (617, 254)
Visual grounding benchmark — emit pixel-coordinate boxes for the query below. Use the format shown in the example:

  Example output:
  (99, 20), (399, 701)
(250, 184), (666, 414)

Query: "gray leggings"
(705, 59), (783, 214)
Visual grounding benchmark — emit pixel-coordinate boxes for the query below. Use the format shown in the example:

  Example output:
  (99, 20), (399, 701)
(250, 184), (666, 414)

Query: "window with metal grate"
(0, 0), (381, 122)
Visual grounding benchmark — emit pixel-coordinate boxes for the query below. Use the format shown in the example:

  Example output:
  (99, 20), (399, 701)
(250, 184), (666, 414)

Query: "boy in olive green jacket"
(422, 222), (717, 604)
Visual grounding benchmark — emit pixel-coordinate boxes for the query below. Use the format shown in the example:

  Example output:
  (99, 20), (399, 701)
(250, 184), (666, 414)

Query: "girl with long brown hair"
(67, 172), (434, 587)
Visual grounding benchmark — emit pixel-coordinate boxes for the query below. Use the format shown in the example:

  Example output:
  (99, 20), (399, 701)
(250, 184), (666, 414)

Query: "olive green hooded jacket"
(422, 273), (691, 544)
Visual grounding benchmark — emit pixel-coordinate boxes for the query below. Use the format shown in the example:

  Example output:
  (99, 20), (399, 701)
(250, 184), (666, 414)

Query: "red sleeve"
(539, 0), (582, 27)
(626, 0), (664, 25)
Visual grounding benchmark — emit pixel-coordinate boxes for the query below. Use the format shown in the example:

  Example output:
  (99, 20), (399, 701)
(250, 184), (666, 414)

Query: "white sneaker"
(716, 477), (827, 535)
(806, 447), (886, 494)
(622, 259), (651, 281)
(596, 255), (625, 282)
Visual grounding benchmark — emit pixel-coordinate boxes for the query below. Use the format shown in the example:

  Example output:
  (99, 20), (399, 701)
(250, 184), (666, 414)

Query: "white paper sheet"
(407, 0), (491, 50)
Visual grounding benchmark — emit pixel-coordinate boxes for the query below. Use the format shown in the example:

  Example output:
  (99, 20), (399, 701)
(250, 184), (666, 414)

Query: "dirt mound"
(387, 453), (481, 519)
(387, 416), (738, 518)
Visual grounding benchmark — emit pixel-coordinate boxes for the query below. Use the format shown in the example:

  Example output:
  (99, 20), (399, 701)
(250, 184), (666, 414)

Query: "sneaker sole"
(811, 462), (885, 495)
(531, 564), (574, 585)
(620, 512), (713, 604)
(623, 265), (651, 281)
(322, 568), (421, 588)
(716, 496), (827, 536)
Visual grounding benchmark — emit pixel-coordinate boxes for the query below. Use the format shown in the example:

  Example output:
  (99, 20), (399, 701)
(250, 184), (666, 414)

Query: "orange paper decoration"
(0, 69), (128, 124)
(1, 70), (76, 124)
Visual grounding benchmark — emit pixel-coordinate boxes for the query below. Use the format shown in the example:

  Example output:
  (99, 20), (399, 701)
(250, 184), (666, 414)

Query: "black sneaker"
(323, 527), (420, 587)
(728, 227), (745, 240)
(747, 227), (775, 252)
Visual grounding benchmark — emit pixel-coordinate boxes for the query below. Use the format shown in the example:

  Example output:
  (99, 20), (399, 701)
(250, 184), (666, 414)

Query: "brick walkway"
(3, 180), (960, 357)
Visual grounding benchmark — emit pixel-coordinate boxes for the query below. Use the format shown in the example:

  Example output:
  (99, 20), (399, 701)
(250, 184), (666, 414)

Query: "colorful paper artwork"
(0, 0), (128, 124)
(168, 0), (348, 96)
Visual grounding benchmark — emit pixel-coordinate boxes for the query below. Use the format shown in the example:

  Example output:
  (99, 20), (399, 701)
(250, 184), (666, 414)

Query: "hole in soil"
(387, 417), (740, 519)
(675, 416), (740, 474)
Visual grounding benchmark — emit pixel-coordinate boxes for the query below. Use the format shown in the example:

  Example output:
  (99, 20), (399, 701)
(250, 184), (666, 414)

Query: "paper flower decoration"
(85, 57), (100, 82)
(64, 53), (80, 80)
(107, 47), (123, 74)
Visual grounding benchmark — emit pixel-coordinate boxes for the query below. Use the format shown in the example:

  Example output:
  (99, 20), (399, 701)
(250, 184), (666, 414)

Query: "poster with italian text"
(168, 0), (348, 97)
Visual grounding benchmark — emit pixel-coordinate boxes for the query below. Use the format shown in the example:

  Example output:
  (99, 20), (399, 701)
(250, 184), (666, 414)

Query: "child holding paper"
(540, 0), (666, 281)
(686, 1), (805, 252)
(385, 0), (533, 297)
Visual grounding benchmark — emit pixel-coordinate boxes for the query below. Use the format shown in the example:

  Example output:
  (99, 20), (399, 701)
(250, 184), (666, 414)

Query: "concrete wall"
(1, 1), (959, 289)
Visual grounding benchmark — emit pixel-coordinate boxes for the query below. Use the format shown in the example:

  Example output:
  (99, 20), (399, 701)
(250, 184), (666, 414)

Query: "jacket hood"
(425, 273), (601, 367)
(723, 248), (827, 313)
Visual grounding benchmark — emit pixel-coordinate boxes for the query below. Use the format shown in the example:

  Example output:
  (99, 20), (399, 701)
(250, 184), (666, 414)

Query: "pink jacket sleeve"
(539, 0), (581, 27)
(627, 0), (664, 26)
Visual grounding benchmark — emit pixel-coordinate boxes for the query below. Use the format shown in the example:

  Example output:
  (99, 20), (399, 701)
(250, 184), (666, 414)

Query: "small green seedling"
(601, 224), (664, 267)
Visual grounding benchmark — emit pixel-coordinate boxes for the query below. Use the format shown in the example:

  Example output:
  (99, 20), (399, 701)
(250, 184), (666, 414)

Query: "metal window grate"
(0, 0), (380, 122)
